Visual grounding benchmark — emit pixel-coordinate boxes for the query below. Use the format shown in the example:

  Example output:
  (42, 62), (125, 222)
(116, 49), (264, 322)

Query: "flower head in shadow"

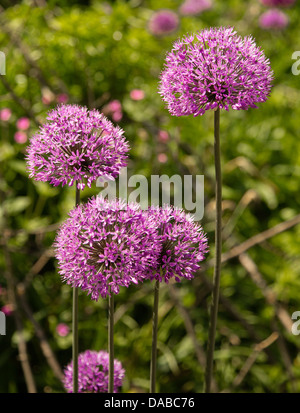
(63, 350), (125, 393)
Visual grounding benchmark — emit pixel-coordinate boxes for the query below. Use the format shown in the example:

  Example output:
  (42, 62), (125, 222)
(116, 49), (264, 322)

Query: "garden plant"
(0, 0), (300, 395)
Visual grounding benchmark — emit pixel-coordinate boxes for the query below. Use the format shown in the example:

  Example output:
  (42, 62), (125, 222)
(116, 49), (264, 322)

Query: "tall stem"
(204, 108), (222, 393)
(150, 279), (160, 393)
(73, 184), (80, 393)
(108, 288), (114, 393)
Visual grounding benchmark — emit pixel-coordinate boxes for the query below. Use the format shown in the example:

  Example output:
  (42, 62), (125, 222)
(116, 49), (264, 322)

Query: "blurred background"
(0, 0), (300, 393)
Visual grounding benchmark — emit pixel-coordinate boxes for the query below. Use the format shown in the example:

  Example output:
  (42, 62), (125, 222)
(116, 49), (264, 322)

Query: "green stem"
(108, 289), (114, 393)
(150, 279), (160, 393)
(73, 184), (80, 393)
(204, 108), (222, 393)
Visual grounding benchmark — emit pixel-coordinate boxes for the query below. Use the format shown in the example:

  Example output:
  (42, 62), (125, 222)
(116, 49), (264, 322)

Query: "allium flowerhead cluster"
(148, 10), (179, 36)
(259, 9), (289, 29)
(159, 27), (274, 116)
(146, 205), (208, 283)
(54, 197), (159, 300)
(63, 350), (125, 393)
(26, 104), (129, 189)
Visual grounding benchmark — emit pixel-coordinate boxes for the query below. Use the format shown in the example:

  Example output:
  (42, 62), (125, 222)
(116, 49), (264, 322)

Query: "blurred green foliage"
(0, 0), (300, 393)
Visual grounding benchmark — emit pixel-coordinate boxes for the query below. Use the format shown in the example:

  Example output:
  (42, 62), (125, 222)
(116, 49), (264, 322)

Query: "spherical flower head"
(259, 0), (295, 7)
(158, 130), (169, 143)
(179, 0), (213, 16)
(107, 100), (122, 113)
(0, 108), (12, 121)
(157, 153), (168, 163)
(42, 87), (55, 105)
(103, 100), (123, 122)
(16, 117), (30, 130)
(14, 131), (27, 144)
(146, 205), (208, 283)
(259, 9), (289, 29)
(26, 104), (129, 189)
(63, 350), (125, 393)
(56, 93), (69, 104)
(54, 197), (160, 300)
(159, 27), (274, 117)
(148, 10), (179, 36)
(1, 304), (13, 316)
(56, 323), (70, 337)
(130, 89), (145, 101)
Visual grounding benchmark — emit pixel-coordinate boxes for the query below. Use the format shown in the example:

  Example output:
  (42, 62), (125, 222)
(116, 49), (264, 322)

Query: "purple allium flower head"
(26, 104), (129, 190)
(56, 323), (70, 337)
(146, 205), (208, 283)
(0, 108), (12, 121)
(14, 131), (27, 144)
(179, 0), (212, 16)
(17, 117), (30, 130)
(57, 93), (69, 104)
(148, 10), (179, 36)
(130, 89), (145, 101)
(63, 350), (125, 393)
(159, 27), (274, 117)
(103, 100), (123, 122)
(54, 197), (160, 300)
(259, 0), (295, 7)
(259, 9), (289, 29)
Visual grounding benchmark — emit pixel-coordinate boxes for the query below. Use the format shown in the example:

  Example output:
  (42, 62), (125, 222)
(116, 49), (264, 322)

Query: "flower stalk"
(158, 26), (273, 394)
(73, 184), (80, 393)
(150, 279), (160, 393)
(108, 288), (114, 393)
(204, 108), (222, 393)
(146, 206), (208, 392)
